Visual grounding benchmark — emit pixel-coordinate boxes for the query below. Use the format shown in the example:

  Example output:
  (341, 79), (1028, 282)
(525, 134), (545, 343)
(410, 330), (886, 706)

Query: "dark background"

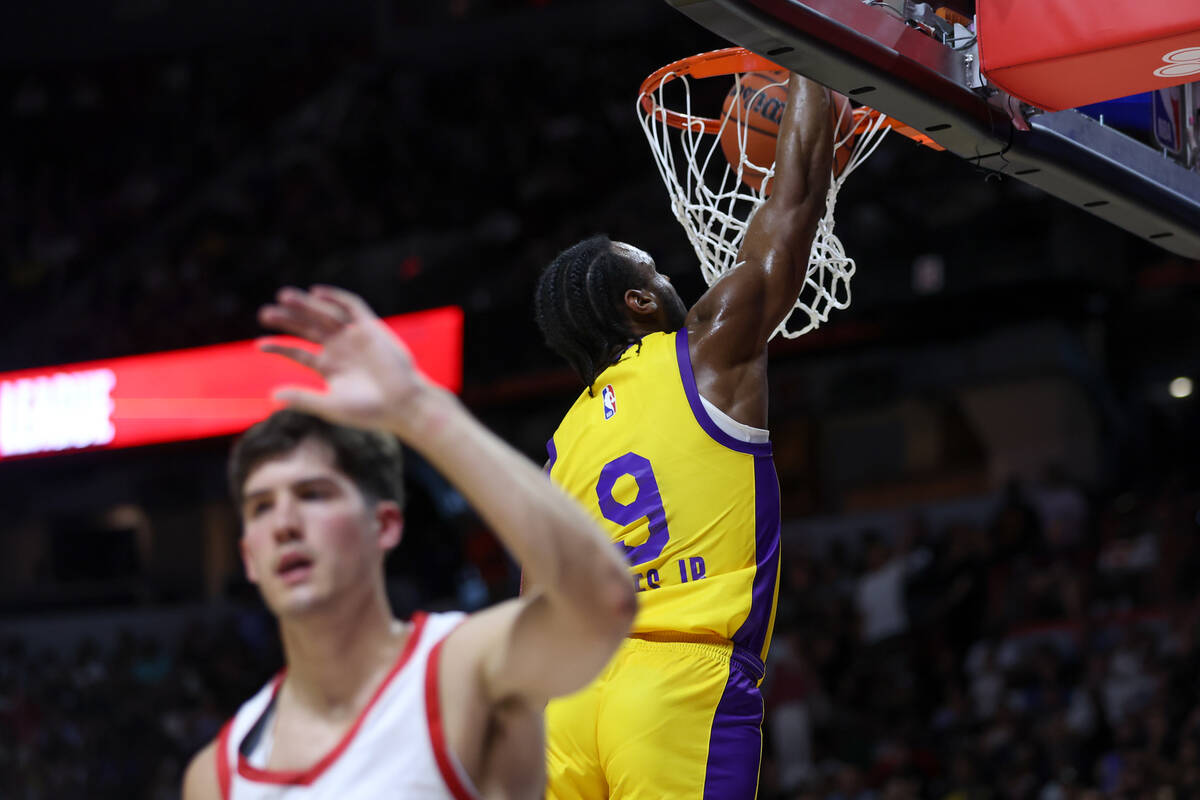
(1, 1), (1199, 797)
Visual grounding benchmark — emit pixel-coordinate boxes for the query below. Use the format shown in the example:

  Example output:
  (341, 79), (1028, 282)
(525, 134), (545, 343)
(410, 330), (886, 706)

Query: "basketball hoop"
(637, 48), (929, 338)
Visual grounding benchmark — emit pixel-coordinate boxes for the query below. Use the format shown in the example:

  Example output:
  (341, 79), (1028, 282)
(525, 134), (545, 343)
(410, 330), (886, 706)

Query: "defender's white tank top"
(215, 611), (479, 799)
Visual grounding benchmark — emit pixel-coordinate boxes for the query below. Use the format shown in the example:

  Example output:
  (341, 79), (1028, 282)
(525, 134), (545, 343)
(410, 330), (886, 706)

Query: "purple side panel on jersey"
(731, 454), (782, 658)
(703, 662), (764, 799)
(545, 437), (557, 475)
(673, 328), (772, 456)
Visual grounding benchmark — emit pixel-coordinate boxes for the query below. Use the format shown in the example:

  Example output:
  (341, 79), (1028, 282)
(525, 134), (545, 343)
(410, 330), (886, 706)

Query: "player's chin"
(266, 583), (329, 618)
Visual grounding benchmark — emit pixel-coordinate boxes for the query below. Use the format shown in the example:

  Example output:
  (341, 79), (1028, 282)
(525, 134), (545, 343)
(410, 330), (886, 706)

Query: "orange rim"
(638, 47), (782, 135)
(638, 46), (945, 151)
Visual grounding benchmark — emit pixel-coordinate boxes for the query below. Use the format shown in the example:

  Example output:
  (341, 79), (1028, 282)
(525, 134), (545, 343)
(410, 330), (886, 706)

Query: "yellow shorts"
(545, 636), (765, 800)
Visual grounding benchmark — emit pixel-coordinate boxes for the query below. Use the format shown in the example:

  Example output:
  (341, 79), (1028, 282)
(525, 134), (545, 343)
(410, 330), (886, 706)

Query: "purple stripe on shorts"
(674, 328), (772, 456)
(731, 454), (782, 658)
(703, 660), (765, 799)
(545, 437), (557, 475)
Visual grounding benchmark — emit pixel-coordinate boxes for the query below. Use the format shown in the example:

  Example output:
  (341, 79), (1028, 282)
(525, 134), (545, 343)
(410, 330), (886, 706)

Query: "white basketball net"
(638, 65), (891, 338)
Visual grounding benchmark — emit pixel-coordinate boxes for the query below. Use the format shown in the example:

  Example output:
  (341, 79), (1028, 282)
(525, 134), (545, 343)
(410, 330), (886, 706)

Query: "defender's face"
(239, 438), (398, 619)
(613, 242), (688, 331)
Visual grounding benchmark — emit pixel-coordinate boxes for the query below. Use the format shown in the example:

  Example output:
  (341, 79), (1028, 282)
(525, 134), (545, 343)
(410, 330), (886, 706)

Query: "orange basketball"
(720, 72), (855, 194)
(720, 71), (789, 192)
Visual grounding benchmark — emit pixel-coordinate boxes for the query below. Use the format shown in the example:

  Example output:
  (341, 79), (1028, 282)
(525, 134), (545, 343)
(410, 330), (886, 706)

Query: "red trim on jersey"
(424, 636), (479, 800)
(235, 612), (429, 786)
(215, 719), (234, 800)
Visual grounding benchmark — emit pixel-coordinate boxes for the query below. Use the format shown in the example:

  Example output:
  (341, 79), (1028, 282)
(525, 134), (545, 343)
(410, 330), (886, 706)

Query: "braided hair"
(534, 235), (648, 395)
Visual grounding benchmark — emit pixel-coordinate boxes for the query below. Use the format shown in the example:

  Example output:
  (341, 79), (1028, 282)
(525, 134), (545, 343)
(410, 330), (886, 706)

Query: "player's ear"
(624, 287), (659, 316)
(375, 501), (404, 551)
(240, 537), (260, 584)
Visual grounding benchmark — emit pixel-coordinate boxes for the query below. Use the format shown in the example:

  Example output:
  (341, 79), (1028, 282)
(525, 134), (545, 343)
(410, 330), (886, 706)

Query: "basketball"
(720, 72), (855, 193)
(720, 71), (789, 192)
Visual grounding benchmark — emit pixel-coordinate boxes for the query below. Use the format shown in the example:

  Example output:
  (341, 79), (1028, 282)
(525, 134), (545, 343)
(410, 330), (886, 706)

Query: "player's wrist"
(389, 381), (461, 450)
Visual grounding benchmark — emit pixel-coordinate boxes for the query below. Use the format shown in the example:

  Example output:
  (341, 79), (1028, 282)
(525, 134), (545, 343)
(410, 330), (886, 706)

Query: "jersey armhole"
(215, 719), (233, 800)
(674, 328), (772, 456)
(424, 629), (482, 800)
(698, 395), (770, 444)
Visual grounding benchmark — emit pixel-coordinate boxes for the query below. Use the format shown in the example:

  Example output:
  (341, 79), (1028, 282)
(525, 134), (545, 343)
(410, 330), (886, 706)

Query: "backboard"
(662, 0), (1200, 258)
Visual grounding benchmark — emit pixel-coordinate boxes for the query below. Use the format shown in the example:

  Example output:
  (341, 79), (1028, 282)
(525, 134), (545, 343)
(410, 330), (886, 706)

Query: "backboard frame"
(664, 0), (1200, 257)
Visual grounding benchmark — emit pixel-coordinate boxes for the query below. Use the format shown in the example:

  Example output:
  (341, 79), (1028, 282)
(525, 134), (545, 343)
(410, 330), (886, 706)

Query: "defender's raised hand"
(258, 285), (436, 437)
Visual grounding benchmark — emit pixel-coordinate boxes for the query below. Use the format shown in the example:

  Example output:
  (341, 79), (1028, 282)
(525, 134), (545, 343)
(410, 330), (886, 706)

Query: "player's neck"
(627, 317), (667, 339)
(277, 585), (405, 715)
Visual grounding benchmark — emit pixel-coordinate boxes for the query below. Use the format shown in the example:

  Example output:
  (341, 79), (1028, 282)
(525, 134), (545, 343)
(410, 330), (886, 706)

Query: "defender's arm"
(406, 389), (636, 703)
(257, 286), (635, 705)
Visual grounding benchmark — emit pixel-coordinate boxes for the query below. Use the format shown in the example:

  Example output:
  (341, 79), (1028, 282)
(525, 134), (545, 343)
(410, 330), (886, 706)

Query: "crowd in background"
(762, 475), (1200, 799)
(0, 14), (699, 382)
(1, 611), (278, 799)
(3, 475), (1199, 798)
(2, 2), (1198, 799)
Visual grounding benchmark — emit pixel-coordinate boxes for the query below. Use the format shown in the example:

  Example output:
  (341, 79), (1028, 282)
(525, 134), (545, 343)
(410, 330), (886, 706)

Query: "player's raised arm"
(257, 286), (636, 703)
(687, 74), (834, 367)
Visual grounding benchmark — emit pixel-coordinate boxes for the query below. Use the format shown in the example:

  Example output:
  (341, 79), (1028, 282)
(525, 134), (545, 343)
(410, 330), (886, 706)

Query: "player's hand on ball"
(258, 285), (433, 437)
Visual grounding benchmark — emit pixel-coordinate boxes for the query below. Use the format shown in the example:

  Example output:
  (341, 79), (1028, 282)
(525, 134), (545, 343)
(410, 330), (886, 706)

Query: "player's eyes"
(247, 500), (271, 517)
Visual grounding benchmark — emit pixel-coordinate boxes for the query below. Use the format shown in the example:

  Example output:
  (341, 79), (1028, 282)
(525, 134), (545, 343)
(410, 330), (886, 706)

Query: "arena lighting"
(1169, 376), (1194, 399)
(0, 306), (463, 461)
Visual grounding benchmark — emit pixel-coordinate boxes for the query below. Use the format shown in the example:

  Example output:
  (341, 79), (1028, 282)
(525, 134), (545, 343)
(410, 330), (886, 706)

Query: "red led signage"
(0, 307), (463, 461)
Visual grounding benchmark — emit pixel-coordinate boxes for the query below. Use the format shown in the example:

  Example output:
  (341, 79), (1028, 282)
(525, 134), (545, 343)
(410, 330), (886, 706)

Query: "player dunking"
(534, 75), (834, 798)
(182, 286), (636, 798)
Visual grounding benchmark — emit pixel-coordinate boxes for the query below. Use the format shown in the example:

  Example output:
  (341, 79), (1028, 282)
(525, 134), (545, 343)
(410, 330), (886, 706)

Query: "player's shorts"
(545, 634), (765, 800)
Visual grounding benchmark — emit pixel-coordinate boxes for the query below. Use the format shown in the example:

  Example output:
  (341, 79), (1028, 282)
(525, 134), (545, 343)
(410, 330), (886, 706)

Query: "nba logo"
(601, 384), (617, 420)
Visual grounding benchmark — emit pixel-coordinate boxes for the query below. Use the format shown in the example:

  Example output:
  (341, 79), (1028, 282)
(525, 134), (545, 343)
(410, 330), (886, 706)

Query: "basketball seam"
(722, 73), (787, 143)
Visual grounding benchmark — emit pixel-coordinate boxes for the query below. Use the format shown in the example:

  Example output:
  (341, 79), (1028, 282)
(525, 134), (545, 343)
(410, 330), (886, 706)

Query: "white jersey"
(214, 611), (480, 799)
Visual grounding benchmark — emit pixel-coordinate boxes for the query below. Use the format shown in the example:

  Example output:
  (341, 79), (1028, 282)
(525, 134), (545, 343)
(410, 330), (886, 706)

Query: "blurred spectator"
(854, 528), (931, 647)
(768, 631), (821, 792)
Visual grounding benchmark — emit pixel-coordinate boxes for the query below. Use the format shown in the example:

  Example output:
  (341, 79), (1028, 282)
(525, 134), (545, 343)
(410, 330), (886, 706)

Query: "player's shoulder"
(440, 599), (520, 655)
(566, 332), (679, 408)
(182, 738), (221, 800)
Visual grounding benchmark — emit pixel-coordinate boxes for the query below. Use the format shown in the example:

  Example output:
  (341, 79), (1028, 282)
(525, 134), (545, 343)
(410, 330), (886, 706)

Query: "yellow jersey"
(547, 328), (781, 664)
